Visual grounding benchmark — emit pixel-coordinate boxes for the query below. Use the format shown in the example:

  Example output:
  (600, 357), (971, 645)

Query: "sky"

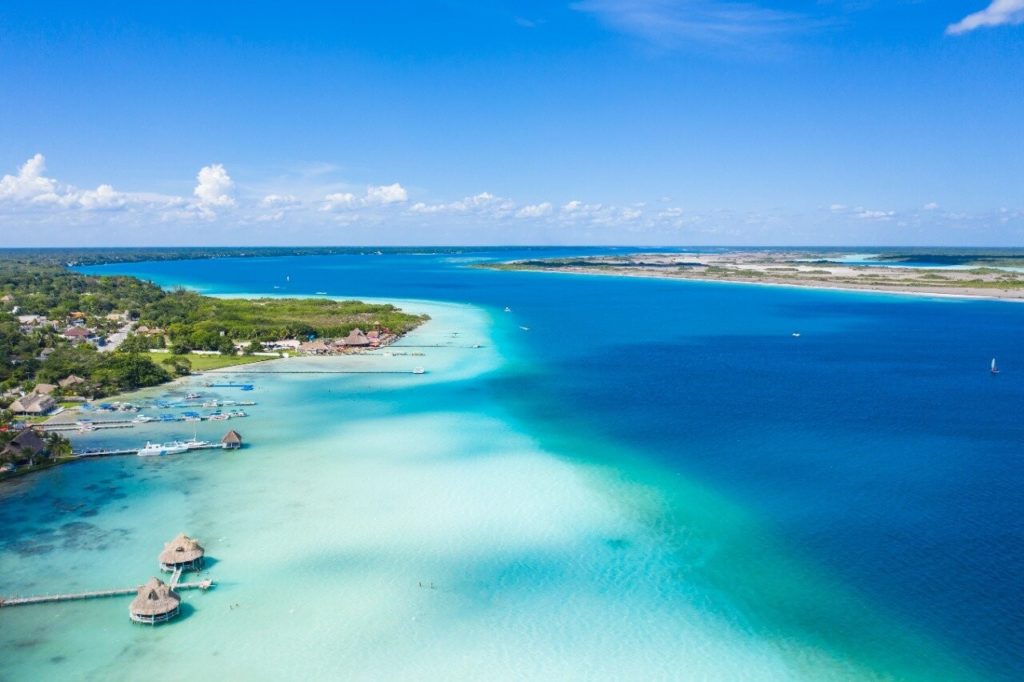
(0, 1), (1022, 247)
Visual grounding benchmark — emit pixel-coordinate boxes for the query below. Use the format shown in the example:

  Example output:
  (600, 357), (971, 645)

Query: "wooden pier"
(0, 579), (213, 608)
(72, 442), (228, 458)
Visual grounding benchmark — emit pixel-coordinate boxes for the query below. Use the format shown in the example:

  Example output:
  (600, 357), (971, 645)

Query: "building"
(339, 328), (370, 347)
(58, 375), (86, 390)
(1, 428), (47, 462)
(221, 430), (243, 449)
(63, 326), (94, 342)
(299, 339), (332, 355)
(9, 393), (56, 415)
(159, 533), (206, 572)
(32, 383), (57, 395)
(129, 577), (181, 624)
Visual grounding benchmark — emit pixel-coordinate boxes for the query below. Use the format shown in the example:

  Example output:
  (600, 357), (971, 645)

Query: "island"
(481, 249), (1024, 301)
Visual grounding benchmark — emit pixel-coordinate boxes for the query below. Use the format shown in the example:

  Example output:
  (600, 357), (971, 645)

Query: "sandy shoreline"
(512, 265), (1024, 302)
(485, 250), (1024, 302)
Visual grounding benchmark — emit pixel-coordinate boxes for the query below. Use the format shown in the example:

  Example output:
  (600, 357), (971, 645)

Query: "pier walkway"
(71, 443), (227, 458)
(0, 578), (213, 607)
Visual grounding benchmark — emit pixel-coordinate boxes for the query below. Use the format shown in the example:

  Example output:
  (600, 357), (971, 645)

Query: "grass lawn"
(183, 354), (278, 372)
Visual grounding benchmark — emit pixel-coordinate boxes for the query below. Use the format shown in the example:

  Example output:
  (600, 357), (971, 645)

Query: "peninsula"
(482, 250), (1024, 301)
(0, 253), (428, 477)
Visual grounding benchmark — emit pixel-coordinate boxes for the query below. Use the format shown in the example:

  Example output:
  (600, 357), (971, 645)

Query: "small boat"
(504, 306), (512, 313)
(185, 392), (201, 400)
(792, 332), (801, 338)
(132, 415), (154, 423)
(202, 400), (219, 408)
(137, 441), (189, 457)
(412, 367), (426, 375)
(991, 358), (1000, 375)
(227, 409), (247, 418)
(183, 439), (211, 450)
(209, 413), (230, 421)
(519, 326), (530, 331)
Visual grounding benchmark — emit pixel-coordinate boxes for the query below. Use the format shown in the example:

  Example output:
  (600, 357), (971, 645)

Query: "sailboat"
(991, 358), (1000, 375)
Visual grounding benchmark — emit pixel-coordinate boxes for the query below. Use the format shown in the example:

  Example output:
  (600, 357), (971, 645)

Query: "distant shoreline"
(481, 252), (1024, 303)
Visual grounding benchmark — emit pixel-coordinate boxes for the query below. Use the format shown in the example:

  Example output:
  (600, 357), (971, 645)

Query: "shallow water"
(1, 250), (1021, 680)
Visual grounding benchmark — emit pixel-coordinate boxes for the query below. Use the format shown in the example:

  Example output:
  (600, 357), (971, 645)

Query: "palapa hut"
(2, 428), (47, 462)
(129, 577), (180, 624)
(221, 430), (243, 450)
(159, 533), (205, 572)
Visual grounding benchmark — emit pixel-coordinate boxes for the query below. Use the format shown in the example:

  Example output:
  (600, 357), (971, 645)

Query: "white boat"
(504, 306), (511, 313)
(185, 392), (201, 400)
(137, 441), (189, 457)
(132, 415), (154, 423)
(792, 332), (801, 337)
(991, 357), (1000, 375)
(209, 413), (230, 421)
(184, 439), (211, 450)
(412, 367), (425, 375)
(519, 326), (530, 331)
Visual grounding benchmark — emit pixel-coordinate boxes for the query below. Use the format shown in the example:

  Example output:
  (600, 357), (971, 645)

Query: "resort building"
(339, 328), (370, 347)
(63, 326), (94, 342)
(299, 339), (332, 355)
(9, 393), (56, 415)
(129, 577), (181, 625)
(32, 383), (57, 395)
(58, 375), (86, 390)
(1, 429), (47, 462)
(221, 430), (243, 449)
(159, 533), (205, 572)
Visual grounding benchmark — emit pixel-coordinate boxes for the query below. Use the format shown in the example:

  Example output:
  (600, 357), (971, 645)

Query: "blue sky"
(0, 1), (1022, 246)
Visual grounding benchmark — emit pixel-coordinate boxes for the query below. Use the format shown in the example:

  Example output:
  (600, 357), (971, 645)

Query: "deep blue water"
(83, 249), (1024, 680)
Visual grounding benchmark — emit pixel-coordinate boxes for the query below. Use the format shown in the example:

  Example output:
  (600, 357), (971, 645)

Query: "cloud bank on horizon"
(1, 154), (1020, 247)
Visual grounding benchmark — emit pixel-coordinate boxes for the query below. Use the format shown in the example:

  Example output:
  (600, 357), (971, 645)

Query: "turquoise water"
(2, 250), (1022, 680)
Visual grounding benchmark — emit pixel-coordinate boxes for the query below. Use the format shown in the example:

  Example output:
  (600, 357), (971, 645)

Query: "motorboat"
(137, 441), (189, 457)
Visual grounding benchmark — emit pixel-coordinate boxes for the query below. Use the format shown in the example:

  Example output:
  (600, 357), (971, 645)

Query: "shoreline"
(498, 264), (1024, 303)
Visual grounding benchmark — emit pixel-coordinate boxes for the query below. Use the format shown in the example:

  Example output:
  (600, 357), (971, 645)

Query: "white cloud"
(365, 183), (408, 205)
(923, 202), (940, 210)
(0, 154), (60, 202)
(516, 202), (553, 218)
(323, 183), (408, 211)
(829, 203), (847, 212)
(573, 0), (811, 50)
(193, 163), (235, 207)
(322, 192), (357, 211)
(260, 193), (300, 208)
(856, 209), (895, 221)
(946, 0), (1024, 35)
(77, 184), (128, 210)
(410, 192), (515, 217)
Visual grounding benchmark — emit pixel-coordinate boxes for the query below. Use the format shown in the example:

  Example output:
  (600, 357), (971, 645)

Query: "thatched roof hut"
(129, 577), (180, 624)
(159, 533), (205, 572)
(2, 429), (47, 461)
(221, 430), (242, 449)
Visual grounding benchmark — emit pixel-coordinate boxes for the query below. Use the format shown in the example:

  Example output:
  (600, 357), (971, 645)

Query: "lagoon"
(1, 249), (1022, 680)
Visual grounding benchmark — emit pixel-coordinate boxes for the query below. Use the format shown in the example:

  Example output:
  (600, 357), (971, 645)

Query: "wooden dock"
(0, 579), (214, 607)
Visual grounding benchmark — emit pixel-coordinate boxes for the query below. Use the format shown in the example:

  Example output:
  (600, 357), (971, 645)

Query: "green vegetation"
(0, 252), (427, 401)
(170, 353), (275, 372)
(146, 293), (425, 351)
